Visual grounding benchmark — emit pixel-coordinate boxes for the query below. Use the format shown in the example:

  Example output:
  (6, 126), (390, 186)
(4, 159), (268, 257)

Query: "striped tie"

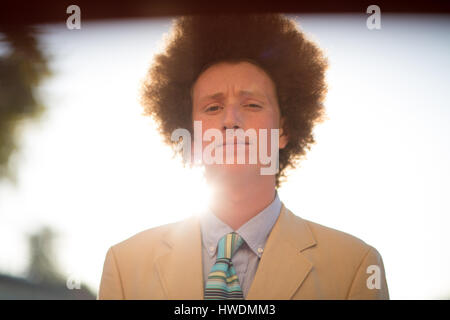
(204, 232), (245, 300)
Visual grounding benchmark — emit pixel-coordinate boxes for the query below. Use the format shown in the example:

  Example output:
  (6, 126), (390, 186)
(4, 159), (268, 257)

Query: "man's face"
(191, 61), (288, 181)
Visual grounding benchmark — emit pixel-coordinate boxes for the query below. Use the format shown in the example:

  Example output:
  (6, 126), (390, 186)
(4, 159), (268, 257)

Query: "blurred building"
(0, 273), (95, 299)
(0, 226), (97, 300)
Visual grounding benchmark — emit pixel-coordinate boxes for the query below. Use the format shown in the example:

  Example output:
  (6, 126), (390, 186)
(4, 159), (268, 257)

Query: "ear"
(279, 117), (289, 149)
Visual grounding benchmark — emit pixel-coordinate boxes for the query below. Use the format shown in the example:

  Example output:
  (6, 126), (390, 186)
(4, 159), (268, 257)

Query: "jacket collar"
(154, 202), (317, 299)
(200, 191), (282, 259)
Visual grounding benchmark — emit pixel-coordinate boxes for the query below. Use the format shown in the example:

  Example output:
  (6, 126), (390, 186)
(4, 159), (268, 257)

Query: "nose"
(221, 103), (243, 131)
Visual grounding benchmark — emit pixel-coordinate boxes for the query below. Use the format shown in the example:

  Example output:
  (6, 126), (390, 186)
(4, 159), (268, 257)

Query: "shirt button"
(257, 247), (264, 253)
(209, 246), (215, 252)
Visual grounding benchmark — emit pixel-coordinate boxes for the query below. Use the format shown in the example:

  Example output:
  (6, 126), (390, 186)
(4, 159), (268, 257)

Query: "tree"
(0, 25), (51, 184)
(26, 226), (66, 285)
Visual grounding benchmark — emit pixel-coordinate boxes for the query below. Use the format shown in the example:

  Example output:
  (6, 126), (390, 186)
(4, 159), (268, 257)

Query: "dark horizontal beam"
(1, 0), (449, 27)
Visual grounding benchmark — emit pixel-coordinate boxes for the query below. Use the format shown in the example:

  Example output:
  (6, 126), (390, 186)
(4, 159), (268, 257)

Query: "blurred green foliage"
(0, 26), (51, 184)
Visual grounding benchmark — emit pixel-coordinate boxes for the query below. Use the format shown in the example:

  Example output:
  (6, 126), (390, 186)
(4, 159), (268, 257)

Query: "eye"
(205, 105), (221, 113)
(245, 103), (262, 109)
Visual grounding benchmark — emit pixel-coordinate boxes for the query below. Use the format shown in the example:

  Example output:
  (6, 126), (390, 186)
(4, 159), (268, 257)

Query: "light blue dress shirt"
(199, 192), (282, 298)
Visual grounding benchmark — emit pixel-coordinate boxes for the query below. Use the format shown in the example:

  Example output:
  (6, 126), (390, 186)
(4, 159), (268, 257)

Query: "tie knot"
(217, 232), (244, 260)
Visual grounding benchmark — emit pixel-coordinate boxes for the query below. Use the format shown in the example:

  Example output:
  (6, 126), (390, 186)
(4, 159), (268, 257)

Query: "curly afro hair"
(140, 13), (328, 188)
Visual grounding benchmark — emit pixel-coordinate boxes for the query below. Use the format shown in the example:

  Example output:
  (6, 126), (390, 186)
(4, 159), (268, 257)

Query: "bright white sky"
(0, 14), (449, 299)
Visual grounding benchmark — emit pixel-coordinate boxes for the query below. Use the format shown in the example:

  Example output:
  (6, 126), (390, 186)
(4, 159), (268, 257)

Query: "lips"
(218, 142), (250, 147)
(224, 142), (249, 145)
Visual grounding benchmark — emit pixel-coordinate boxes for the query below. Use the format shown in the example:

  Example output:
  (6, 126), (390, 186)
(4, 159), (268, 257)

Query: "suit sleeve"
(98, 246), (125, 300)
(346, 245), (390, 300)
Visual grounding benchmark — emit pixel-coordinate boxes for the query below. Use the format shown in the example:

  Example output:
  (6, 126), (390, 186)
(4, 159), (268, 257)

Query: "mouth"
(219, 142), (250, 147)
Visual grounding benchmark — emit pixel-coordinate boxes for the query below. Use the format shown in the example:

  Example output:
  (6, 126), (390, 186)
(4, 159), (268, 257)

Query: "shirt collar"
(199, 191), (282, 258)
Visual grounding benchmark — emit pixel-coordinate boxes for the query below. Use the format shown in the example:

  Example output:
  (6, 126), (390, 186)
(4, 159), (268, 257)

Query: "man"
(98, 13), (389, 300)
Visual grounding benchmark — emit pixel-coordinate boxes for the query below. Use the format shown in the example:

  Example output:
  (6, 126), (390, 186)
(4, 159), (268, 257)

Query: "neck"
(207, 174), (276, 230)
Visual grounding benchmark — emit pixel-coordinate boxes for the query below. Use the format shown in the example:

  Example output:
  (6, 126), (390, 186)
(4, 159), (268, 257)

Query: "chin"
(205, 163), (261, 183)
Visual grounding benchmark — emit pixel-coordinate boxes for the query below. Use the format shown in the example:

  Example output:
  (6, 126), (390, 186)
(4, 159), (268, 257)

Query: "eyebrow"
(199, 90), (266, 104)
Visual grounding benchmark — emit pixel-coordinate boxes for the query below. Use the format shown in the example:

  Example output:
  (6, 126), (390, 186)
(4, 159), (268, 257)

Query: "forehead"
(192, 61), (277, 103)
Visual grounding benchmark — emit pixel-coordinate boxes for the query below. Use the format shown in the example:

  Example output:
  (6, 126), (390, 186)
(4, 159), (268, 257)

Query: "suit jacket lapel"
(154, 203), (317, 300)
(246, 204), (317, 299)
(154, 215), (204, 299)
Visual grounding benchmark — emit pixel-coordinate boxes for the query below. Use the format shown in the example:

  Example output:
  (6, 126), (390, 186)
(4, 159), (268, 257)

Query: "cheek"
(194, 118), (217, 136)
(192, 118), (220, 149)
(251, 114), (282, 150)
(247, 114), (279, 131)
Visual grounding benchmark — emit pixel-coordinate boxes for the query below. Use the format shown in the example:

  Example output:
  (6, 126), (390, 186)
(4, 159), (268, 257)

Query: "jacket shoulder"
(294, 214), (385, 273)
(110, 217), (189, 257)
(302, 217), (371, 252)
(286, 210), (389, 299)
(284, 208), (379, 264)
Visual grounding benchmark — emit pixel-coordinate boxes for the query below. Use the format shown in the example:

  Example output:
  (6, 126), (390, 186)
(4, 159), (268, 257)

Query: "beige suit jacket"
(98, 203), (389, 299)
